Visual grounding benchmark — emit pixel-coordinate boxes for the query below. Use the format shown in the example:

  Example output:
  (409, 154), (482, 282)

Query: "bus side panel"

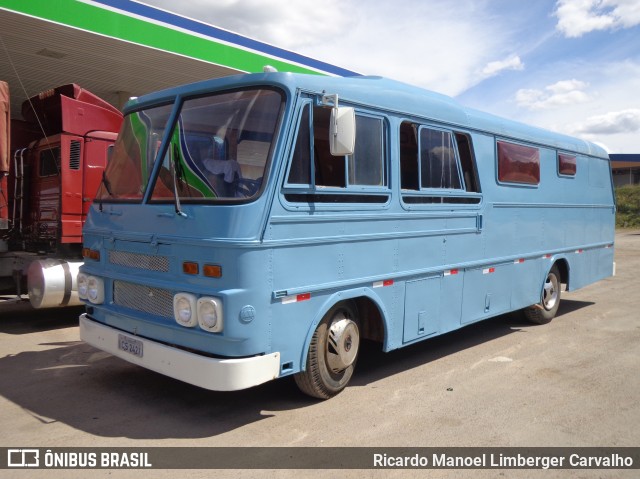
(270, 294), (322, 373)
(268, 211), (479, 354)
(568, 250), (591, 291)
(461, 263), (512, 325)
(568, 245), (614, 291)
(441, 222), (485, 265)
(594, 246), (615, 282)
(403, 276), (440, 343)
(268, 217), (400, 288)
(268, 234), (401, 362)
(438, 270), (464, 335)
(510, 258), (543, 310)
(563, 156), (615, 291)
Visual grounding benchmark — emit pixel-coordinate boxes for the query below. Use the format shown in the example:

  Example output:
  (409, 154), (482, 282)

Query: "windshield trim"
(99, 85), (286, 207)
(144, 99), (183, 204)
(153, 86), (285, 206)
(95, 99), (178, 205)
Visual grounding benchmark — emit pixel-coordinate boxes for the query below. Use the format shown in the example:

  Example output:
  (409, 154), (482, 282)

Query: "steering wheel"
(236, 177), (262, 197)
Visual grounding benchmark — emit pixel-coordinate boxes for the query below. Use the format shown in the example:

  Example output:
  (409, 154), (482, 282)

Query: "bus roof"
(124, 72), (609, 160)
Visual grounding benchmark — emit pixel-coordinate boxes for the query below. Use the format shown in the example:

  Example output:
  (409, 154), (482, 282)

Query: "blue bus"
(78, 72), (615, 399)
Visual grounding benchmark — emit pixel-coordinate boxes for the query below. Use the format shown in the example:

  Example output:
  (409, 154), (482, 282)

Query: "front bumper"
(79, 313), (280, 391)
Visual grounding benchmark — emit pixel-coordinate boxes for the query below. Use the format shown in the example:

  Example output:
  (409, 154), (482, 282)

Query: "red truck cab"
(0, 82), (122, 306)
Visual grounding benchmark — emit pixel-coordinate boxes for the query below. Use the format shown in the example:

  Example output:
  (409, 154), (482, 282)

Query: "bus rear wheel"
(294, 302), (360, 399)
(523, 265), (561, 325)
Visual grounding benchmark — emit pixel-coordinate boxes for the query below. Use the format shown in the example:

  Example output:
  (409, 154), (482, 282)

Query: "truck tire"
(295, 302), (360, 399)
(523, 264), (561, 325)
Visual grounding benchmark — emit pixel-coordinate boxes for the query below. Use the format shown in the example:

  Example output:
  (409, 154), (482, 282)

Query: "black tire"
(523, 264), (562, 324)
(294, 302), (360, 399)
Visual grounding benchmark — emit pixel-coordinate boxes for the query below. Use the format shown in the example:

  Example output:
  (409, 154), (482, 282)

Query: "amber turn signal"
(182, 261), (199, 275)
(82, 248), (100, 261)
(203, 264), (222, 278)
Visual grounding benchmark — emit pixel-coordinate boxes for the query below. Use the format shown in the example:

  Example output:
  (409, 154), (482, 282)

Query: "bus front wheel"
(523, 265), (561, 325)
(294, 302), (360, 399)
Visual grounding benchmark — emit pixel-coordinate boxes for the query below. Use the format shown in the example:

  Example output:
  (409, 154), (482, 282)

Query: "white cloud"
(481, 55), (524, 78)
(271, 1), (526, 96)
(570, 109), (640, 135)
(516, 79), (590, 109)
(555, 0), (640, 38)
(138, 1), (640, 152)
(504, 61), (640, 152)
(141, 0), (520, 96)
(140, 0), (353, 49)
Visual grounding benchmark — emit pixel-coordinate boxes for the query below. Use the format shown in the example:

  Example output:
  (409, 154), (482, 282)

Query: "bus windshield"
(97, 87), (284, 203)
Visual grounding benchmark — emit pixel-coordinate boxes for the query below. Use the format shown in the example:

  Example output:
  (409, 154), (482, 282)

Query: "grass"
(616, 184), (640, 228)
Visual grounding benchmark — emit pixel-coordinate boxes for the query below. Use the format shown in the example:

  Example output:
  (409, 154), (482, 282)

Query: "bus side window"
(286, 104), (344, 187)
(400, 122), (419, 190)
(497, 141), (540, 185)
(419, 127), (461, 190)
(400, 121), (480, 194)
(313, 106), (345, 187)
(287, 103), (386, 190)
(349, 115), (385, 186)
(287, 104), (311, 185)
(455, 133), (480, 193)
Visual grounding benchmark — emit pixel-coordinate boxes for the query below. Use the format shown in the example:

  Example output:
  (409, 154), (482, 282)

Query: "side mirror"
(329, 106), (356, 156)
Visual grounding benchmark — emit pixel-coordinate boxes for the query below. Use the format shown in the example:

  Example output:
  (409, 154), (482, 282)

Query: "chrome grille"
(109, 251), (169, 272)
(113, 280), (173, 318)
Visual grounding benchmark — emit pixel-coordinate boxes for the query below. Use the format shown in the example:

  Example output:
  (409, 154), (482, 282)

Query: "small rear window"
(558, 153), (577, 176)
(497, 141), (540, 185)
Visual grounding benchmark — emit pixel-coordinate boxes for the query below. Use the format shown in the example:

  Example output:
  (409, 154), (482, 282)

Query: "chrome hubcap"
(326, 315), (359, 373)
(543, 273), (559, 310)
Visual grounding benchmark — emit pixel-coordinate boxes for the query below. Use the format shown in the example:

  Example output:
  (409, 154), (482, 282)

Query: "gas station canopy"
(0, 0), (357, 118)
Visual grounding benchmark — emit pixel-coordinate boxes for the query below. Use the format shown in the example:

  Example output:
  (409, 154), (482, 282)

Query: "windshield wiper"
(171, 142), (187, 217)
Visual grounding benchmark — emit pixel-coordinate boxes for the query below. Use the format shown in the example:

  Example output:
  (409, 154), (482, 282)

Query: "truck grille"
(113, 280), (173, 318)
(109, 251), (169, 272)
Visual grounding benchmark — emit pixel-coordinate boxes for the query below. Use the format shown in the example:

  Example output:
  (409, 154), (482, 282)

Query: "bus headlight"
(173, 293), (198, 327)
(197, 297), (223, 333)
(86, 276), (104, 304)
(77, 273), (88, 300)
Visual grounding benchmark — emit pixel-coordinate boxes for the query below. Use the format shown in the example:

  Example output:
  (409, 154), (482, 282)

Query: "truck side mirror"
(329, 106), (356, 156)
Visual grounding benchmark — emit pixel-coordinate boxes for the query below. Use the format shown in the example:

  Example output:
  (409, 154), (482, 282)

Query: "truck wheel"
(523, 265), (561, 324)
(295, 302), (360, 399)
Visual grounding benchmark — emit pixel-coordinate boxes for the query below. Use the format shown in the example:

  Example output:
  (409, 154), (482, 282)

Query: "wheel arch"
(298, 288), (389, 371)
(552, 257), (570, 291)
(524, 258), (566, 325)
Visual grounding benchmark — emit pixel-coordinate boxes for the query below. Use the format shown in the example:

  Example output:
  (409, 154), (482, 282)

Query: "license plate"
(118, 334), (143, 358)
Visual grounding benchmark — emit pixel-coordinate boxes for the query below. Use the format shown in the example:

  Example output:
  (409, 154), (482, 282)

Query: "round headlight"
(177, 297), (192, 323)
(197, 297), (223, 333)
(77, 273), (88, 300)
(199, 302), (217, 328)
(87, 278), (98, 301)
(86, 276), (104, 304)
(173, 293), (198, 327)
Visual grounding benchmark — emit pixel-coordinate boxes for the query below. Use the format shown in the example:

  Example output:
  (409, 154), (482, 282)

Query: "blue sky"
(143, 0), (639, 153)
